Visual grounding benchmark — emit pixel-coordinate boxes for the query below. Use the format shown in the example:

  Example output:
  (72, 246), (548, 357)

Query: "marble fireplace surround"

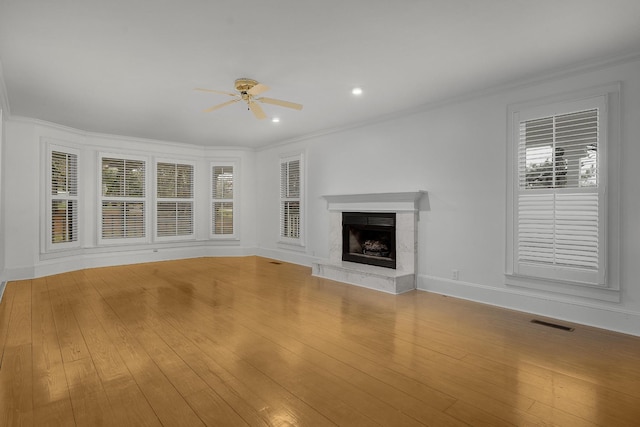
(312, 191), (426, 294)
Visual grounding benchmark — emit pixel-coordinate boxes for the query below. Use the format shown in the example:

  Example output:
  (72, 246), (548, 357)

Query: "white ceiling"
(1, 1), (639, 148)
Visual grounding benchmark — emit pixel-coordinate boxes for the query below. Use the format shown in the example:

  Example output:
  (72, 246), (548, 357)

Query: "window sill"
(277, 240), (306, 252)
(40, 239), (244, 261)
(505, 273), (620, 303)
(210, 235), (240, 241)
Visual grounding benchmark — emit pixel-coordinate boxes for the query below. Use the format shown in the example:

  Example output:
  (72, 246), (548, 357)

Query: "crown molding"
(8, 115), (254, 153)
(260, 48), (640, 152)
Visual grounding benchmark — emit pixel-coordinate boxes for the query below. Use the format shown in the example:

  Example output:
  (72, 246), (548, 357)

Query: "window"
(100, 155), (147, 244)
(211, 162), (237, 238)
(47, 146), (79, 250)
(156, 161), (194, 240)
(507, 85), (620, 299)
(280, 154), (304, 245)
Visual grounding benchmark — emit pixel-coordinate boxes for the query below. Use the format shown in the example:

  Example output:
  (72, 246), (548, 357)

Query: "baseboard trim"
(254, 247), (317, 268)
(5, 246), (259, 281)
(418, 274), (640, 337)
(5, 246), (316, 281)
(0, 281), (6, 304)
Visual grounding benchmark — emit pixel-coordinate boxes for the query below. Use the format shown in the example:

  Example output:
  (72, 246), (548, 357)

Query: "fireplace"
(312, 191), (426, 294)
(342, 212), (396, 269)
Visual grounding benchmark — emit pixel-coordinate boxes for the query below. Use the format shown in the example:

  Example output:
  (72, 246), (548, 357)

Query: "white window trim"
(210, 159), (239, 240)
(45, 142), (81, 252)
(506, 83), (621, 302)
(154, 158), (196, 242)
(279, 152), (305, 248)
(98, 152), (149, 246)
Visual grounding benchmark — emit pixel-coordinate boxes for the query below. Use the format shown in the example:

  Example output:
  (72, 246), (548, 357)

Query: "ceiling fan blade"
(194, 87), (237, 97)
(203, 98), (240, 112)
(258, 97), (303, 111)
(248, 101), (267, 120)
(247, 83), (269, 96)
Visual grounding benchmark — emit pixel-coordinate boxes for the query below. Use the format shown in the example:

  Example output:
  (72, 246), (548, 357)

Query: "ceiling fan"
(195, 78), (303, 120)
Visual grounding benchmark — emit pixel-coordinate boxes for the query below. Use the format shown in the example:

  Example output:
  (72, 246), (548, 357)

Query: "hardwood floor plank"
(4, 280), (32, 347)
(1, 281), (34, 426)
(1, 257), (639, 426)
(196, 266), (525, 424)
(30, 277), (74, 414)
(129, 311), (335, 426)
(45, 276), (90, 363)
(75, 271), (207, 427)
(444, 400), (518, 427)
(33, 399), (77, 427)
(184, 387), (252, 427)
(146, 319), (273, 427)
(229, 312), (464, 426)
(461, 352), (640, 426)
(111, 265), (339, 427)
(63, 357), (118, 427)
(125, 322), (210, 397)
(0, 279), (17, 367)
(101, 377), (163, 427)
(0, 343), (34, 426)
(48, 274), (163, 426)
(526, 400), (601, 427)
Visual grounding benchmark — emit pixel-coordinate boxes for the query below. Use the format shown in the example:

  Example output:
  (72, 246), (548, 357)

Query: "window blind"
(156, 162), (194, 238)
(51, 150), (78, 245)
(101, 157), (146, 240)
(280, 157), (301, 240)
(212, 165), (234, 235)
(102, 201), (145, 238)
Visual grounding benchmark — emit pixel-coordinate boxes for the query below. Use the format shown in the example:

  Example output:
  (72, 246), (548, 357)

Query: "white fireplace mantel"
(322, 191), (425, 213)
(313, 191), (427, 294)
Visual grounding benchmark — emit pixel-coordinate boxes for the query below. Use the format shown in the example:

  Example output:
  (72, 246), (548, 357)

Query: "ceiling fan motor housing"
(235, 78), (259, 94)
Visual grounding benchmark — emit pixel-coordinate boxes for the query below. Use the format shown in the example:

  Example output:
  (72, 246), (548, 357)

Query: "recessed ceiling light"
(351, 87), (363, 95)
(272, 117), (280, 123)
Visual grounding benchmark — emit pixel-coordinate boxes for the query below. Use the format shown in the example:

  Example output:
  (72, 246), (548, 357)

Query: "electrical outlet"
(452, 269), (459, 280)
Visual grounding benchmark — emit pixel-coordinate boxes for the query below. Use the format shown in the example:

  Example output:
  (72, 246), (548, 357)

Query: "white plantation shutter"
(156, 161), (194, 239)
(100, 155), (147, 243)
(554, 194), (599, 268)
(211, 163), (235, 236)
(514, 97), (605, 286)
(280, 155), (303, 242)
(518, 194), (599, 268)
(49, 148), (79, 249)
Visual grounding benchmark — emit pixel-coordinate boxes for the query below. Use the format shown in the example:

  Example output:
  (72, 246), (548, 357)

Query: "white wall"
(255, 56), (640, 336)
(1, 55), (639, 335)
(0, 108), (4, 284)
(2, 118), (257, 279)
(0, 61), (9, 284)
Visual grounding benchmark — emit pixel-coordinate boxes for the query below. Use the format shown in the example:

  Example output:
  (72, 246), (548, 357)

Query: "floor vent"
(269, 261), (283, 265)
(531, 319), (574, 332)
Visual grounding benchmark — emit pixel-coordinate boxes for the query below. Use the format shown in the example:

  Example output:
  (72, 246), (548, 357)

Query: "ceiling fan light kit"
(195, 78), (303, 120)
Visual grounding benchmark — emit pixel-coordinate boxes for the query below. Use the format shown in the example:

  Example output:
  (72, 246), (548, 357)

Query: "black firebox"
(342, 212), (396, 269)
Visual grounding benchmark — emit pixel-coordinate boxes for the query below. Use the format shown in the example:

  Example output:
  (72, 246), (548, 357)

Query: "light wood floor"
(1, 257), (639, 426)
